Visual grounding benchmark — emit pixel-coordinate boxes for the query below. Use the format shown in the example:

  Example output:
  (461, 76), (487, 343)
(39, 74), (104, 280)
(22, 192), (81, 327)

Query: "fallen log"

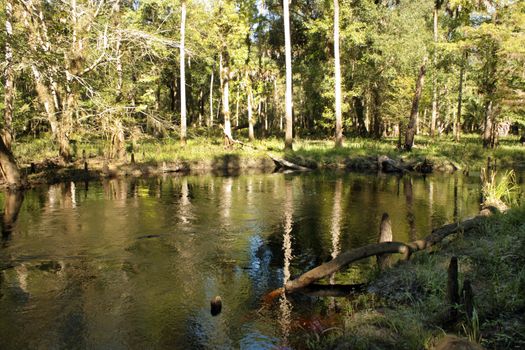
(281, 213), (488, 294)
(268, 154), (311, 172)
(285, 242), (411, 292)
(406, 214), (486, 252)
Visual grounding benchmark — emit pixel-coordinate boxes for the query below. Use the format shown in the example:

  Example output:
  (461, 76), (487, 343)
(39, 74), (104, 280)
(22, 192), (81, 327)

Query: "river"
(0, 171), (521, 349)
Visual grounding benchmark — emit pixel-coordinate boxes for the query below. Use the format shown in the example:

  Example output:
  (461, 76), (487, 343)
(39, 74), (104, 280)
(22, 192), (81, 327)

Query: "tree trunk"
(0, 137), (23, 188)
(180, 1), (187, 145)
(404, 60), (427, 151)
(3, 0), (14, 149)
(247, 76), (255, 141)
(220, 54), (233, 146)
(333, 0), (343, 147)
(371, 87), (382, 139)
(263, 98), (268, 137)
(275, 79), (282, 132)
(30, 65), (58, 134)
(354, 96), (367, 136)
(455, 55), (465, 142)
(116, 33), (123, 102)
(209, 70), (214, 127)
(483, 100), (494, 148)
(283, 0), (293, 150)
(430, 7), (439, 138)
(235, 85), (240, 128)
(198, 89), (204, 126)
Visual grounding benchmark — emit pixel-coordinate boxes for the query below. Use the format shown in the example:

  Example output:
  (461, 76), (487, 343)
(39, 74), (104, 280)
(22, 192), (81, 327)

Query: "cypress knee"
(447, 256), (460, 322)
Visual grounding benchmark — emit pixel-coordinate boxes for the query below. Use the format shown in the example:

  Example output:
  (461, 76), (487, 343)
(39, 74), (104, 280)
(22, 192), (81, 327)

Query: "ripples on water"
(0, 172), (521, 348)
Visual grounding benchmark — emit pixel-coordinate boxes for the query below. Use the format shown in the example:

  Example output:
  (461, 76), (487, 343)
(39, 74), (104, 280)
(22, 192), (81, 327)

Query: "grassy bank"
(14, 134), (525, 169)
(300, 206), (525, 349)
(8, 134), (525, 186)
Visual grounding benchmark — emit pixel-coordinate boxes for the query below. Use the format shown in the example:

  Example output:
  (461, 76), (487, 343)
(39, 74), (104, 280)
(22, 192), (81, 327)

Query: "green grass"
(11, 133), (525, 172)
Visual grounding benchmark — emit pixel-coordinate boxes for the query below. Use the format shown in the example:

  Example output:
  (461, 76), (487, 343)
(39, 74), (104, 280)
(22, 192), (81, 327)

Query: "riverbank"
(7, 134), (525, 187)
(301, 206), (525, 349)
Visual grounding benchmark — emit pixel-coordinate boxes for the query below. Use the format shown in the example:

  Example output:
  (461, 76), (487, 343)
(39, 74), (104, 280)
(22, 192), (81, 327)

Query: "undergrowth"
(300, 206), (525, 350)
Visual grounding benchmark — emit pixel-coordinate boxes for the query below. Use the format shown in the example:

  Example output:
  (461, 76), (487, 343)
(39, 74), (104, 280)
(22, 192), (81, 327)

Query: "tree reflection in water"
(329, 179), (343, 311)
(279, 179), (294, 346)
(1, 189), (24, 241)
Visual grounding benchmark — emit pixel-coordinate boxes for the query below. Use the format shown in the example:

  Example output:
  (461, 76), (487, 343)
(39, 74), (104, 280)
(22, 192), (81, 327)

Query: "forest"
(1, 1), (525, 348)
(0, 0), (524, 186)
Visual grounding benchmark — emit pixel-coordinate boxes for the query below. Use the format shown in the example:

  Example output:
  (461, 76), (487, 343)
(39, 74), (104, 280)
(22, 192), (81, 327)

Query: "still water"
(0, 172), (516, 349)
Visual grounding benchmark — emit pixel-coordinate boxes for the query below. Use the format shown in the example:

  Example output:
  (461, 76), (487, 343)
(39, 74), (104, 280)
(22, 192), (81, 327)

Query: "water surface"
(0, 172), (512, 348)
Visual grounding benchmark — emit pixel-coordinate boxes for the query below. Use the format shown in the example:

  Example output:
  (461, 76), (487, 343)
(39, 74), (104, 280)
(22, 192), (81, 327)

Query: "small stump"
(210, 296), (222, 316)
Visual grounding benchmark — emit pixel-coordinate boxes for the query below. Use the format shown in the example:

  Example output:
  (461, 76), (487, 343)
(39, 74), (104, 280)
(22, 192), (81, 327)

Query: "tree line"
(1, 0), (524, 186)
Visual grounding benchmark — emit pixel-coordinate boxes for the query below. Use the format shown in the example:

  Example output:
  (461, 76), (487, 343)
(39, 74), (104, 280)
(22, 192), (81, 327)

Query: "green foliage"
(481, 169), (522, 208)
(1, 0), (524, 159)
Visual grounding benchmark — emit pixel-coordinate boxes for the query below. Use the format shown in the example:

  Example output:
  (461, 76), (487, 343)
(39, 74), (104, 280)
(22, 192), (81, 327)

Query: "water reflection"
(1, 190), (23, 241)
(404, 177), (417, 241)
(329, 179), (343, 311)
(0, 172), (521, 349)
(279, 179), (294, 345)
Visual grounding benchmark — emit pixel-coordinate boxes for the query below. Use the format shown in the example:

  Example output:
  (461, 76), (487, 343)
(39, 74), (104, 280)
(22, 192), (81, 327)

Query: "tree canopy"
(0, 0), (524, 179)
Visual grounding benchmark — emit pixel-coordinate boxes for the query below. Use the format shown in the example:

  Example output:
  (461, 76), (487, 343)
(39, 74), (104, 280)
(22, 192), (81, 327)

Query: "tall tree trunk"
(3, 0), (14, 149)
(405, 61), (427, 151)
(333, 0), (343, 147)
(371, 86), (382, 139)
(275, 79), (282, 132)
(263, 98), (268, 136)
(247, 76), (255, 141)
(353, 96), (367, 136)
(0, 137), (23, 188)
(455, 52), (466, 142)
(283, 0), (293, 150)
(220, 54), (233, 145)
(180, 1), (187, 145)
(209, 70), (214, 127)
(30, 66), (59, 137)
(115, 2), (123, 103)
(169, 80), (176, 112)
(483, 100), (494, 148)
(198, 89), (204, 126)
(430, 7), (439, 138)
(235, 85), (240, 128)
